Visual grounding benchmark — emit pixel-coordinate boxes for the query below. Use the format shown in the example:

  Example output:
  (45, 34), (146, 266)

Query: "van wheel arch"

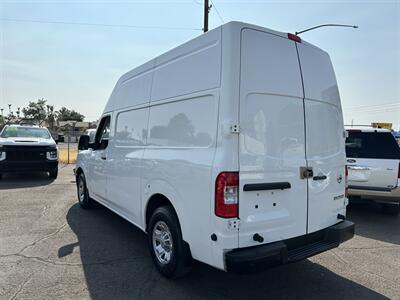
(145, 194), (191, 253)
(145, 194), (177, 232)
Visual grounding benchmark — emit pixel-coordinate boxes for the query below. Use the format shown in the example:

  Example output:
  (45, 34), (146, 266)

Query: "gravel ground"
(0, 165), (399, 299)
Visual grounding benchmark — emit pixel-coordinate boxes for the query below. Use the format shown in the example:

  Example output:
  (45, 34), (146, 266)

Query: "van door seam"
(295, 42), (309, 234)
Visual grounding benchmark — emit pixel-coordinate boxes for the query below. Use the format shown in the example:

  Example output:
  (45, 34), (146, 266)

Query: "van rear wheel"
(148, 206), (191, 278)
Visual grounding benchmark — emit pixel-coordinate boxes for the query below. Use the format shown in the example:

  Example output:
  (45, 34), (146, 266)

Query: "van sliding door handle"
(313, 175), (327, 181)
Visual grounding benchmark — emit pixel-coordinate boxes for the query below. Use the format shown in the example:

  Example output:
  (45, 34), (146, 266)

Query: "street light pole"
(295, 24), (358, 35)
(203, 0), (209, 33)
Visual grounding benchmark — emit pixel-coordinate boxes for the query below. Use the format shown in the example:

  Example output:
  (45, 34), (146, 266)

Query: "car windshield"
(0, 127), (51, 139)
(346, 131), (400, 159)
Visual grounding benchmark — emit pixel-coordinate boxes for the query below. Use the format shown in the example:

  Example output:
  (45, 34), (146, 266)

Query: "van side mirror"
(78, 135), (90, 150)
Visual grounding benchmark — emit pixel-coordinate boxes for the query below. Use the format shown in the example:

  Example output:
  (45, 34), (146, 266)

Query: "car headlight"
(46, 150), (58, 160)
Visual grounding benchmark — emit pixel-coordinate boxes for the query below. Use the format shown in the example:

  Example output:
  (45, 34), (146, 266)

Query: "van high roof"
(117, 21), (321, 85)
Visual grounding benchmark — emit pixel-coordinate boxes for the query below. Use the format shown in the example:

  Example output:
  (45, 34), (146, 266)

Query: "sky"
(0, 0), (399, 128)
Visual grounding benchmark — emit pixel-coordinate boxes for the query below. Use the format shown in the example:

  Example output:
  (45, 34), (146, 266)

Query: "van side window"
(95, 116), (111, 150)
(148, 96), (216, 147)
(115, 108), (148, 147)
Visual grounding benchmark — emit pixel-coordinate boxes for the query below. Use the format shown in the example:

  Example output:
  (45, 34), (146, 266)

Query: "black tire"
(49, 168), (58, 179)
(148, 206), (192, 278)
(76, 172), (94, 209)
(382, 203), (400, 215)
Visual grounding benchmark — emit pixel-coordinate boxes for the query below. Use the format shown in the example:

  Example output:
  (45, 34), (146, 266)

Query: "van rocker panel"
(225, 220), (354, 272)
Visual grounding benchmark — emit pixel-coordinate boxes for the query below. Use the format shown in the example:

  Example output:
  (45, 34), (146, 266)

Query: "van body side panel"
(238, 29), (308, 248)
(208, 23), (242, 269)
(296, 43), (347, 233)
(151, 28), (221, 103)
(107, 106), (149, 225)
(142, 93), (219, 263)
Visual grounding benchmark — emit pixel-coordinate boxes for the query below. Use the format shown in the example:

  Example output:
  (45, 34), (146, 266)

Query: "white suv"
(346, 126), (400, 214)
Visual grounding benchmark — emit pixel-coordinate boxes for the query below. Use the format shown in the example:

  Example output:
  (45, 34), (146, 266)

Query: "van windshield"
(1, 127), (51, 139)
(346, 131), (400, 159)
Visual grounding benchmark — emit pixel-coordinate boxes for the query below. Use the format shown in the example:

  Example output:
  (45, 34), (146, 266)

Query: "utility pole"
(203, 0), (209, 33)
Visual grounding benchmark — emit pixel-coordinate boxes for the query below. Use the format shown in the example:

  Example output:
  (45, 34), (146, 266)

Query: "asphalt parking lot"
(0, 166), (399, 300)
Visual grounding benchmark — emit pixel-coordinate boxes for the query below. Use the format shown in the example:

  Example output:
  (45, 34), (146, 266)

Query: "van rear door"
(296, 43), (347, 233)
(238, 29), (308, 247)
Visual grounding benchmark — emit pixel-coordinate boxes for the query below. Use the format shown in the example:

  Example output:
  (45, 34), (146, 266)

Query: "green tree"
(46, 104), (57, 129)
(22, 99), (47, 125)
(57, 107), (84, 122)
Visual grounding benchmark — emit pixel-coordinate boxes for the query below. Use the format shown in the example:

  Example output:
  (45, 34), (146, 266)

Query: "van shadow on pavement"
(62, 203), (387, 300)
(0, 172), (54, 190)
(347, 201), (400, 245)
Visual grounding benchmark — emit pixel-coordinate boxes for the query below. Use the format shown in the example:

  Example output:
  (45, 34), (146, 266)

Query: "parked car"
(75, 21), (354, 278)
(0, 124), (59, 179)
(346, 126), (400, 214)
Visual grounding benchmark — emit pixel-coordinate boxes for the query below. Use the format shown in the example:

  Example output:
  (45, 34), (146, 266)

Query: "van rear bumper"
(225, 220), (354, 272)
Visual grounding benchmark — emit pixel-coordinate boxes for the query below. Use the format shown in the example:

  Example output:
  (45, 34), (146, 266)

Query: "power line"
(344, 106), (400, 113)
(0, 18), (201, 31)
(210, 0), (224, 24)
(343, 101), (400, 109)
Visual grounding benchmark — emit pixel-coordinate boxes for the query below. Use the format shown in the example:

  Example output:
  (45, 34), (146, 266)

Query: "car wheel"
(77, 172), (94, 209)
(382, 203), (400, 215)
(148, 206), (192, 278)
(49, 168), (58, 179)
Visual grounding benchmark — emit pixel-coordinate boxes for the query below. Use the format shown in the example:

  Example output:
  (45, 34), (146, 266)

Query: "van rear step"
(225, 220), (354, 273)
(287, 240), (338, 262)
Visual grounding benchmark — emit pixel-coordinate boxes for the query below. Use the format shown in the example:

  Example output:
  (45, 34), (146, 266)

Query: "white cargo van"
(75, 22), (354, 277)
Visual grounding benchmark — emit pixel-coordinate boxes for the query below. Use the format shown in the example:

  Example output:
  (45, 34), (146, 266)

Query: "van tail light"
(345, 165), (349, 198)
(215, 172), (239, 218)
(288, 33), (301, 43)
(398, 163), (400, 178)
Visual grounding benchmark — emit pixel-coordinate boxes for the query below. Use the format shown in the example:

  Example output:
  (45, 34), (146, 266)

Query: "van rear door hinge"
(230, 124), (240, 133)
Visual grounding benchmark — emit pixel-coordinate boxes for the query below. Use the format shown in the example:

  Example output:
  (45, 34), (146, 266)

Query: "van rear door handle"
(243, 182), (291, 191)
(313, 175), (327, 181)
(100, 154), (107, 160)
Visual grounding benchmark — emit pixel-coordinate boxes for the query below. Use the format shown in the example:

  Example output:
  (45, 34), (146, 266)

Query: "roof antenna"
(295, 24), (358, 35)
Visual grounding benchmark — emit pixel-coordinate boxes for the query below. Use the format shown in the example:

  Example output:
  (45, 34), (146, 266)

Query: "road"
(0, 165), (399, 299)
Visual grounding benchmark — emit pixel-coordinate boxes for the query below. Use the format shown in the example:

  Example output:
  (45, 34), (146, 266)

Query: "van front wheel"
(148, 206), (191, 278)
(77, 172), (94, 209)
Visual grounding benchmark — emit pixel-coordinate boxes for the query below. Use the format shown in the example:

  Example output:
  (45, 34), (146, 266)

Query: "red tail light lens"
(345, 165), (349, 198)
(215, 172), (239, 218)
(288, 33), (301, 43)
